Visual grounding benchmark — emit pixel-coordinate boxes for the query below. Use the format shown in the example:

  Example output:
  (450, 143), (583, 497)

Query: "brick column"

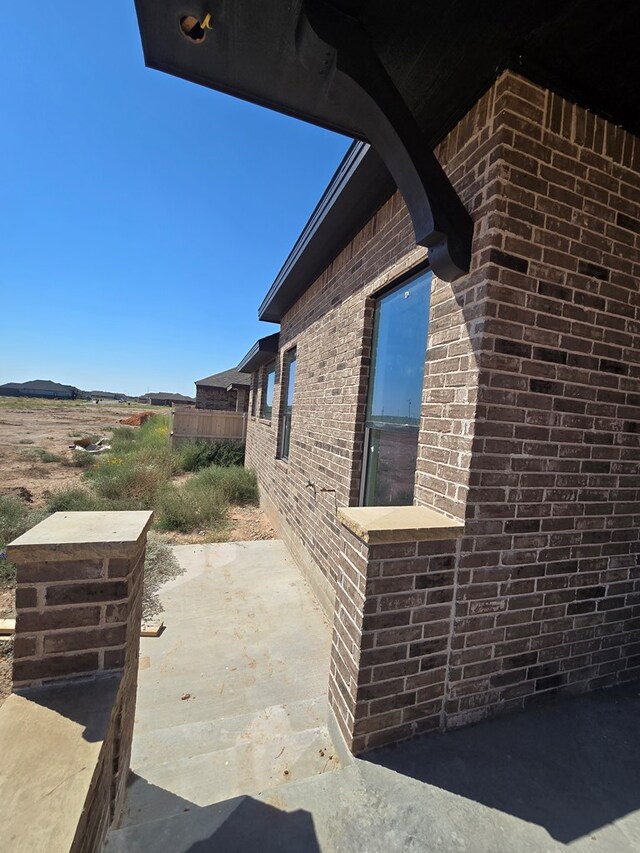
(7, 511), (152, 690)
(329, 507), (463, 753)
(5, 510), (153, 845)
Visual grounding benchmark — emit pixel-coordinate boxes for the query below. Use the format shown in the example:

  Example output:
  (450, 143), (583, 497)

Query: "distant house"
(0, 380), (80, 400)
(89, 390), (128, 402)
(194, 368), (251, 413)
(141, 392), (195, 407)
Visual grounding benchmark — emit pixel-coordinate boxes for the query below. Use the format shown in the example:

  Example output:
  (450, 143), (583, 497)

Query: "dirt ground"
(0, 400), (149, 505)
(0, 398), (276, 707)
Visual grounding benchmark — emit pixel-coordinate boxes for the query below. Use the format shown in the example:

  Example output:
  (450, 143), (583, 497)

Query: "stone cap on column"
(337, 505), (464, 544)
(6, 511), (154, 563)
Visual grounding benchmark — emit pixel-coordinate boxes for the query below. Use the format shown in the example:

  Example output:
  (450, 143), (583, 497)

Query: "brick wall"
(196, 384), (248, 412)
(446, 72), (640, 726)
(329, 530), (460, 752)
(246, 70), (640, 749)
(12, 541), (146, 688)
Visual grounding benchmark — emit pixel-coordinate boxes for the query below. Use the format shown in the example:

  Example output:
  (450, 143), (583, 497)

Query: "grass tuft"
(176, 439), (245, 472)
(190, 465), (258, 506)
(155, 483), (228, 533)
(21, 448), (65, 464)
(142, 533), (184, 620)
(0, 495), (48, 588)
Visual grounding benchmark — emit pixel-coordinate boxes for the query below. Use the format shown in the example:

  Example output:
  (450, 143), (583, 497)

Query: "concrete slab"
(121, 540), (339, 827)
(107, 539), (640, 851)
(107, 679), (640, 852)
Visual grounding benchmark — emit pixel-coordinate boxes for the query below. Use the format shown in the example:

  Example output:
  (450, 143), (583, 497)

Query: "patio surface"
(116, 540), (339, 830)
(106, 540), (640, 852)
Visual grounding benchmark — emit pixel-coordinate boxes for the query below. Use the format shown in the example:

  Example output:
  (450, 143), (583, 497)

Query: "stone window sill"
(337, 505), (464, 545)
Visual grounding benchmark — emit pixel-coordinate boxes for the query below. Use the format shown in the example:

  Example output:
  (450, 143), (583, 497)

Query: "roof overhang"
(238, 333), (280, 374)
(259, 141), (394, 322)
(135, 2), (640, 295)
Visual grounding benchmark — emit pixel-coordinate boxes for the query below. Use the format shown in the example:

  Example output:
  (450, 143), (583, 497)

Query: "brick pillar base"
(6, 510), (153, 838)
(329, 509), (462, 754)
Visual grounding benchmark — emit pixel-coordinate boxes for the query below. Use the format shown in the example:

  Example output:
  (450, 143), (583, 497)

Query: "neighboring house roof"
(195, 368), (251, 389)
(145, 392), (195, 402)
(238, 334), (280, 374)
(0, 379), (78, 393)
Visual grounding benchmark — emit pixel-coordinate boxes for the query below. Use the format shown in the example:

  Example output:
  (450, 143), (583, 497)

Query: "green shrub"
(44, 488), (102, 513)
(142, 533), (184, 620)
(177, 439), (245, 472)
(86, 445), (175, 506)
(109, 426), (136, 450)
(191, 465), (258, 505)
(66, 451), (97, 469)
(0, 495), (29, 546)
(0, 495), (48, 588)
(155, 483), (228, 533)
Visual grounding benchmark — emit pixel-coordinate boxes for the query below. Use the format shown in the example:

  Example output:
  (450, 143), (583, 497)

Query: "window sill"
(257, 418), (272, 426)
(337, 505), (464, 545)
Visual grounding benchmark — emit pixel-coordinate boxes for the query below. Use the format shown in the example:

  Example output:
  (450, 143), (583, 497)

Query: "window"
(362, 269), (431, 506)
(278, 349), (297, 459)
(261, 362), (275, 420)
(250, 372), (259, 417)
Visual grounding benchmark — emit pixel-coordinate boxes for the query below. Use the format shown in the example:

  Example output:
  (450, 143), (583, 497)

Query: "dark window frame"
(278, 348), (297, 460)
(250, 371), (259, 417)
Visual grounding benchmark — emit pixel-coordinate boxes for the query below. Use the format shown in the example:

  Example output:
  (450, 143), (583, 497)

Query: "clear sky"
(0, 3), (350, 396)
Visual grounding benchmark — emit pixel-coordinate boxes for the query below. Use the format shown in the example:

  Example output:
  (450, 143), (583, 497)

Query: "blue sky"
(0, 3), (350, 396)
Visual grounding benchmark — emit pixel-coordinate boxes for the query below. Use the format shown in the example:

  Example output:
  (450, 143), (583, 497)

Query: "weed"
(142, 533), (184, 620)
(0, 495), (48, 588)
(155, 483), (228, 533)
(66, 451), (97, 469)
(43, 488), (102, 513)
(21, 448), (64, 464)
(177, 439), (245, 472)
(191, 465), (258, 505)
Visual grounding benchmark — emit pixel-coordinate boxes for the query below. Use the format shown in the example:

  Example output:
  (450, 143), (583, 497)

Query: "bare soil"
(0, 401), (145, 505)
(161, 505), (277, 545)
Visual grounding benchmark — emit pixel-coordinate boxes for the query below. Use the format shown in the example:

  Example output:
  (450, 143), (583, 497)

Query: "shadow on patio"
(107, 538), (640, 852)
(366, 680), (640, 847)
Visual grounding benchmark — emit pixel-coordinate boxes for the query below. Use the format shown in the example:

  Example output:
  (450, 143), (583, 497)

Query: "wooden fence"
(169, 407), (247, 449)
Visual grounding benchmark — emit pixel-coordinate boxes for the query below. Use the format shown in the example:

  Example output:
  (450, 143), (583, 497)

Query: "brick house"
(136, 3), (640, 753)
(194, 368), (251, 412)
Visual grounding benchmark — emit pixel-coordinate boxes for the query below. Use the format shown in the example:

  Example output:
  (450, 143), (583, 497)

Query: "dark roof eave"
(258, 142), (395, 323)
(238, 333), (280, 374)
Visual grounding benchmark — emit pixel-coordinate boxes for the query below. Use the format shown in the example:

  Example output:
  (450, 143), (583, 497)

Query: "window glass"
(261, 363), (275, 419)
(367, 272), (431, 426)
(363, 428), (420, 506)
(279, 350), (297, 459)
(363, 269), (431, 506)
(285, 356), (296, 412)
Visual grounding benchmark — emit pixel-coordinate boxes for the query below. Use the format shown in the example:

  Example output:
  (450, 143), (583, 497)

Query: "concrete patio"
(106, 540), (640, 852)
